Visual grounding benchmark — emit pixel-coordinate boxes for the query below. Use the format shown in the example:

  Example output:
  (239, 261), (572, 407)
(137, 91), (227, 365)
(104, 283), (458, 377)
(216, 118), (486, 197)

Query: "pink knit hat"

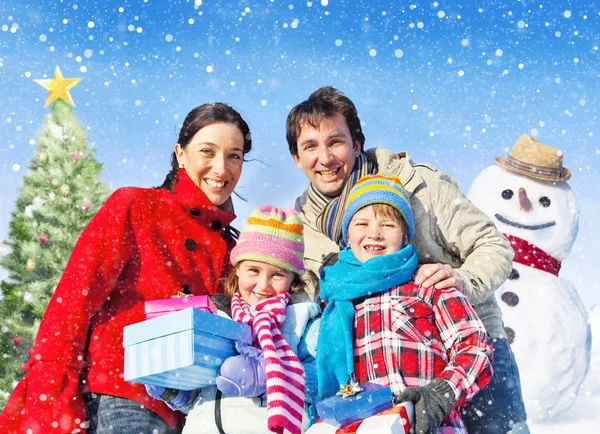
(230, 205), (305, 275)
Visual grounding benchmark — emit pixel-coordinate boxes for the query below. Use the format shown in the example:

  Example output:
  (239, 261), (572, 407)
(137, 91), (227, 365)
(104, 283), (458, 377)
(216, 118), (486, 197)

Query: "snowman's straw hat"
(495, 134), (571, 182)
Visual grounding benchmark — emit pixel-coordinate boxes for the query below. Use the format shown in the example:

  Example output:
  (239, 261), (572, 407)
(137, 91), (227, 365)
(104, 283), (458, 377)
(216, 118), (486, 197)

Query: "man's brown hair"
(286, 86), (365, 156)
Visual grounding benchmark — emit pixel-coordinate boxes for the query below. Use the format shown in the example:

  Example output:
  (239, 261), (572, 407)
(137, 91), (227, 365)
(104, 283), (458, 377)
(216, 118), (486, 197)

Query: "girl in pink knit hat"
(147, 204), (321, 434)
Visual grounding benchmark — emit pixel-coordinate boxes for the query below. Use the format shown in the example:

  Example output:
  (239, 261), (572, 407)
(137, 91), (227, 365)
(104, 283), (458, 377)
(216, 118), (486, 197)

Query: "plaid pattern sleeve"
(353, 283), (493, 432)
(426, 284), (494, 407)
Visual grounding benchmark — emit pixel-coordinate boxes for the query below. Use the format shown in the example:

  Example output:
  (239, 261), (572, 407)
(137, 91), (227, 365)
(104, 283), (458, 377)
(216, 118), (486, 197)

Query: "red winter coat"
(0, 169), (236, 433)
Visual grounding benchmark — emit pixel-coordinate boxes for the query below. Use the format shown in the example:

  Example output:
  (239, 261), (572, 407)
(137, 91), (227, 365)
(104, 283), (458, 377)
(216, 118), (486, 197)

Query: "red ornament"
(13, 336), (22, 346)
(71, 151), (81, 162)
(38, 233), (49, 244)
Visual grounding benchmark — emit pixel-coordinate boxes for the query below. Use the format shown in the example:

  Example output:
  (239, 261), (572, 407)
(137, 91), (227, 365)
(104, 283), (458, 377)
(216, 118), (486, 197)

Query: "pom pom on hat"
(230, 205), (305, 275)
(341, 174), (414, 244)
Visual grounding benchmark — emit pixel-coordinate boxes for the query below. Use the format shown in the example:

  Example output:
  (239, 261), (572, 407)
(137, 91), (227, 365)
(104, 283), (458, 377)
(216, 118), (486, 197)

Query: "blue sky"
(1, 0), (599, 306)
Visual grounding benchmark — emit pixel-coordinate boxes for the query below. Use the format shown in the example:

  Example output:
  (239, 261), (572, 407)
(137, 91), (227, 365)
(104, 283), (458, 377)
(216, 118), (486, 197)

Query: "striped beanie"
(230, 204), (305, 275)
(341, 174), (414, 244)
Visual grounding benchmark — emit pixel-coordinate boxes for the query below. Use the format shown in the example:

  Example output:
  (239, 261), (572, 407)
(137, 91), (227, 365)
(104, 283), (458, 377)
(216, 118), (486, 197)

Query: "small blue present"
(316, 382), (394, 428)
(123, 307), (251, 391)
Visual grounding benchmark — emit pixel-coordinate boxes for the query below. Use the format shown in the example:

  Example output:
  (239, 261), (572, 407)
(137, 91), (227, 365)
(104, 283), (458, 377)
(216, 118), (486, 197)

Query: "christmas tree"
(0, 67), (111, 408)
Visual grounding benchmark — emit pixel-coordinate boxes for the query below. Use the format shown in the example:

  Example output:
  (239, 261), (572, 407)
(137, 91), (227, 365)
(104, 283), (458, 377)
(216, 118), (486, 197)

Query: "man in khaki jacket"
(287, 86), (529, 434)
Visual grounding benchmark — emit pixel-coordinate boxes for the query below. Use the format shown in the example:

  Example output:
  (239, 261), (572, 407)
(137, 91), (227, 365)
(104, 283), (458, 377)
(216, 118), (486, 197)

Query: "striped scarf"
(306, 153), (377, 248)
(231, 292), (305, 434)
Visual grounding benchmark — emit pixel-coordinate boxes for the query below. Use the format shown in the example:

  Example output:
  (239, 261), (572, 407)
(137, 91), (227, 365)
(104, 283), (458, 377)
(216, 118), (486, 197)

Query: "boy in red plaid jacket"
(315, 174), (493, 434)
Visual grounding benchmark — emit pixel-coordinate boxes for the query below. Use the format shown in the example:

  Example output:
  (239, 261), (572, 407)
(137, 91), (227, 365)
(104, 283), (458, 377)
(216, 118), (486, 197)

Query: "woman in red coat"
(0, 103), (252, 433)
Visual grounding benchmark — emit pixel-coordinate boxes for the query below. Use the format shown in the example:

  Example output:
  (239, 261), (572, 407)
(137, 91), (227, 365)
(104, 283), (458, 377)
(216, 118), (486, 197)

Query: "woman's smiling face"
(175, 122), (245, 206)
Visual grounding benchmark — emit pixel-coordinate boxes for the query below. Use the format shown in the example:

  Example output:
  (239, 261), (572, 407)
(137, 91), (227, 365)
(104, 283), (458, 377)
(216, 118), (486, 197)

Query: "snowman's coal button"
(501, 291), (519, 307)
(508, 268), (520, 280)
(504, 327), (516, 344)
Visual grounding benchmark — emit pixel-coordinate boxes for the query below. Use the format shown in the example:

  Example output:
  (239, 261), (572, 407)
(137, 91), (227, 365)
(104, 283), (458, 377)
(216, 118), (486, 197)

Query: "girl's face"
(236, 260), (295, 306)
(175, 122), (244, 206)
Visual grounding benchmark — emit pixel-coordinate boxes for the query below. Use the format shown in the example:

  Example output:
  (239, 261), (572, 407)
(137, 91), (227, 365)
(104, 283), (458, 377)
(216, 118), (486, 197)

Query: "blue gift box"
(123, 307), (252, 391)
(316, 382), (394, 428)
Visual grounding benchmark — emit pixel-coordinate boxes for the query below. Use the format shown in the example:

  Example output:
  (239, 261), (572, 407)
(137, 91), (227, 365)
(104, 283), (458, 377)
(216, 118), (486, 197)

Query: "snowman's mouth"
(495, 214), (556, 230)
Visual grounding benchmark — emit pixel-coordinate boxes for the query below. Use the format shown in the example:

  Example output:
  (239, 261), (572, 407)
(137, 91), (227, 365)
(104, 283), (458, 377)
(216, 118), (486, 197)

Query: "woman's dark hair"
(160, 102), (252, 193)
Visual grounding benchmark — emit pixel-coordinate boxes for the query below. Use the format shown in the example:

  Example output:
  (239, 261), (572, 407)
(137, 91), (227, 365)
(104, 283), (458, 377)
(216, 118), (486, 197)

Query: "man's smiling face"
(293, 113), (361, 197)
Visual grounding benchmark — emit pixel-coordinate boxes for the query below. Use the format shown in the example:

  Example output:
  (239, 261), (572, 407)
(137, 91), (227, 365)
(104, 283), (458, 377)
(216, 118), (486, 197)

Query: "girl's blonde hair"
(222, 265), (306, 300)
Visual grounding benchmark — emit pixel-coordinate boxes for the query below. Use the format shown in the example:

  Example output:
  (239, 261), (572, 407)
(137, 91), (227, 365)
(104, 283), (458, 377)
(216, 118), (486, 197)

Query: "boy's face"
(236, 260), (294, 306)
(347, 205), (406, 263)
(292, 113), (361, 197)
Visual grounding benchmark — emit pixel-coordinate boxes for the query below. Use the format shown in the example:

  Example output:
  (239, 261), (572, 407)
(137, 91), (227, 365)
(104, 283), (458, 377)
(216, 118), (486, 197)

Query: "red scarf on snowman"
(505, 234), (561, 276)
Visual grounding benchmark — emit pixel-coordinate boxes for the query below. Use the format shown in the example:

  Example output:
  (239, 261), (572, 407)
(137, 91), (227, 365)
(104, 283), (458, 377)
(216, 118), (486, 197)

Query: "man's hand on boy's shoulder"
(414, 263), (465, 292)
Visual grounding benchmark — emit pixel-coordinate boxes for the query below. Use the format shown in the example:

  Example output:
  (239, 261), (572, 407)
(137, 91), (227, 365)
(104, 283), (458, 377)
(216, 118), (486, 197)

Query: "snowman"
(467, 134), (590, 422)
(579, 304), (600, 397)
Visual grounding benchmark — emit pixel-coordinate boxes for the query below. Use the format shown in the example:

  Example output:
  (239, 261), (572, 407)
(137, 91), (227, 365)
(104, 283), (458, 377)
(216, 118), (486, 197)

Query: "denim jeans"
(461, 338), (530, 434)
(84, 393), (183, 434)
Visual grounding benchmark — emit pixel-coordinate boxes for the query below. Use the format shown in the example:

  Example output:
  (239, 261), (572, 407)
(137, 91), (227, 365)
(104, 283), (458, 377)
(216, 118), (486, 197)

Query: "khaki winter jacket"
(297, 147), (513, 339)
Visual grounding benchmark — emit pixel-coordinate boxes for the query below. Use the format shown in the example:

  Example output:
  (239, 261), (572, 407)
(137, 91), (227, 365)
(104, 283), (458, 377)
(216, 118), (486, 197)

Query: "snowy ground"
(530, 394), (600, 433)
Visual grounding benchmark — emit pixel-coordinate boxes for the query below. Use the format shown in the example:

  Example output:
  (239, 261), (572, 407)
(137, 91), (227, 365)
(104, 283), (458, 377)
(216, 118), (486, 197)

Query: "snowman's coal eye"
(501, 189), (514, 200)
(539, 196), (551, 207)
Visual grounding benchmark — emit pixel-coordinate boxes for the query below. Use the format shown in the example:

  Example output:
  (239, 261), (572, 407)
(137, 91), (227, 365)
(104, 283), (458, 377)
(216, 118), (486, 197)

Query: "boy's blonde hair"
(369, 203), (409, 246)
(341, 174), (415, 244)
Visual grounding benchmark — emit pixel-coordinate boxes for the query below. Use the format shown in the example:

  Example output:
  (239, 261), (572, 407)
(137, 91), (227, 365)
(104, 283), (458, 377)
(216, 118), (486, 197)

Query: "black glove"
(395, 378), (456, 434)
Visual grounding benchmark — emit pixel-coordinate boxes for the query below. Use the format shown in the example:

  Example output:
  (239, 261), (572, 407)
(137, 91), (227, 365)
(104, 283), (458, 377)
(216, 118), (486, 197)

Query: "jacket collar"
(366, 148), (424, 197)
(171, 169), (236, 227)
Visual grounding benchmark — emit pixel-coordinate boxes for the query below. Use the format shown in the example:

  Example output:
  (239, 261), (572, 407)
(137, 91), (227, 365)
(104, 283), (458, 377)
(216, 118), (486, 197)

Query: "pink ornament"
(72, 151), (81, 162)
(38, 233), (48, 244)
(81, 200), (91, 210)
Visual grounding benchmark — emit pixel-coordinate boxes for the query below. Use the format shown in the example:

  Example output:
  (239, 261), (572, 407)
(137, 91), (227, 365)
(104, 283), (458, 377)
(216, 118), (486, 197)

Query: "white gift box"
(306, 402), (414, 434)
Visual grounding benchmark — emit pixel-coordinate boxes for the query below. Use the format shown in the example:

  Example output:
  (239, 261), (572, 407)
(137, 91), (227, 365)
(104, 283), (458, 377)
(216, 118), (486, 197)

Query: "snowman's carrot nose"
(518, 187), (533, 212)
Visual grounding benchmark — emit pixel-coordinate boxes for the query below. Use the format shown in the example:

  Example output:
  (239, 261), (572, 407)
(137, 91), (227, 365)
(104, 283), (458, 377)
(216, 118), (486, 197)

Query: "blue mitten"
(216, 341), (266, 397)
(144, 384), (194, 411)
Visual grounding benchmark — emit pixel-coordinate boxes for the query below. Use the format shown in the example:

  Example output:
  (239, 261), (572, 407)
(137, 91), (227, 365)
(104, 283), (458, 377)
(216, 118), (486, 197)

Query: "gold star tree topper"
(34, 66), (82, 107)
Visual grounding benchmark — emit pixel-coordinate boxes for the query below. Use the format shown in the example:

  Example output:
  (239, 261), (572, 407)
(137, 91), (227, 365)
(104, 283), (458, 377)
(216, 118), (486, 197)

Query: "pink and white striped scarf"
(231, 291), (305, 434)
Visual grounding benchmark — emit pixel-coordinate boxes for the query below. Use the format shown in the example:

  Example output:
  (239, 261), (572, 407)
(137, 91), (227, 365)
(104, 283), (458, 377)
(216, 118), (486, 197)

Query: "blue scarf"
(316, 244), (419, 400)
